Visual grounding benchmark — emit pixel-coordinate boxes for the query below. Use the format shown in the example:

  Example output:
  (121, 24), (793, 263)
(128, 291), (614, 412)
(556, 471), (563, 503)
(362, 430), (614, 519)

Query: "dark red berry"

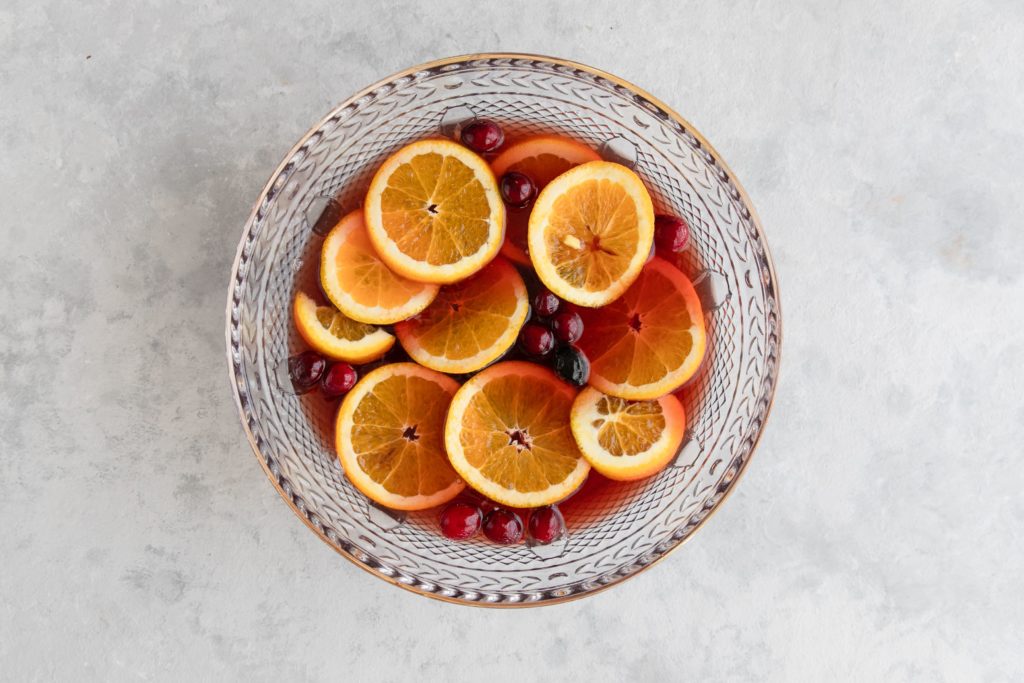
(528, 506), (565, 544)
(654, 214), (690, 254)
(482, 508), (524, 544)
(551, 311), (584, 344)
(500, 172), (536, 208)
(553, 345), (590, 387)
(321, 362), (357, 398)
(533, 289), (560, 318)
(439, 502), (482, 540)
(288, 351), (327, 391)
(460, 120), (505, 153)
(518, 323), (555, 357)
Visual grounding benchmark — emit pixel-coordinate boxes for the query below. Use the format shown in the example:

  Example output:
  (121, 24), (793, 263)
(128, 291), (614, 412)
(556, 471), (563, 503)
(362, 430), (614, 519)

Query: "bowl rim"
(225, 52), (783, 608)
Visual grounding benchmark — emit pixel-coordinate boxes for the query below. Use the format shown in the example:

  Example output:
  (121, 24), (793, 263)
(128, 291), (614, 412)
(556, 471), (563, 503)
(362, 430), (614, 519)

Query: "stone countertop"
(2, 1), (1022, 680)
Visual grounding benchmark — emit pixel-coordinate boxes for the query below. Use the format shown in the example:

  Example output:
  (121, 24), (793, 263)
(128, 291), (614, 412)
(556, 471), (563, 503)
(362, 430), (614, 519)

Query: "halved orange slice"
(576, 257), (706, 399)
(444, 361), (590, 508)
(393, 257), (528, 374)
(528, 160), (655, 307)
(320, 210), (438, 324)
(364, 139), (505, 284)
(292, 291), (394, 363)
(490, 136), (602, 266)
(336, 363), (464, 511)
(570, 387), (685, 481)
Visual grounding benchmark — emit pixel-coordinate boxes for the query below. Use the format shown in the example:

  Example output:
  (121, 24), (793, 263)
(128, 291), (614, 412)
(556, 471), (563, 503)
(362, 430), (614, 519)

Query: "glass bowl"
(225, 54), (781, 607)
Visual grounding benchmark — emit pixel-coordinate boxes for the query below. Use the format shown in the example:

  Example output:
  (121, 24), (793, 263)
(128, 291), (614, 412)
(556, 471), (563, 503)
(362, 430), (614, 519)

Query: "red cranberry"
(482, 508), (524, 544)
(553, 345), (590, 387)
(460, 120), (505, 153)
(288, 351), (327, 391)
(654, 214), (690, 254)
(533, 289), (561, 318)
(528, 506), (565, 544)
(439, 502), (482, 540)
(551, 311), (584, 344)
(518, 323), (555, 357)
(321, 362), (357, 398)
(500, 172), (536, 208)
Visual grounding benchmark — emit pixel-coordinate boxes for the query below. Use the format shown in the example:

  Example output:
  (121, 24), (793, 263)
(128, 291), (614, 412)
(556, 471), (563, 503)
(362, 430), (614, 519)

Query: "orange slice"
(336, 363), (464, 511)
(444, 361), (590, 508)
(576, 257), (706, 399)
(364, 139), (505, 284)
(320, 210), (438, 324)
(528, 160), (655, 307)
(393, 257), (528, 374)
(570, 387), (685, 481)
(292, 291), (394, 363)
(490, 136), (602, 266)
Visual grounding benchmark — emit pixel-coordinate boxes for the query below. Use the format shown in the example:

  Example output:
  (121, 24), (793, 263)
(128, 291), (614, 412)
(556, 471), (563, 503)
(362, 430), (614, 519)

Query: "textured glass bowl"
(225, 54), (781, 607)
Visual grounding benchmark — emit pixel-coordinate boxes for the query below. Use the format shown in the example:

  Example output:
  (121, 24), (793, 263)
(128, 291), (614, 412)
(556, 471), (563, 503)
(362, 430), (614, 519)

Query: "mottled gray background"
(2, 0), (1022, 681)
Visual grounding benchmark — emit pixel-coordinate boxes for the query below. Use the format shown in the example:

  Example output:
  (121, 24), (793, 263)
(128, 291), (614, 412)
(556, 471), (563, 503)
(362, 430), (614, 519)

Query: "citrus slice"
(528, 160), (655, 307)
(364, 139), (505, 284)
(336, 363), (464, 511)
(320, 210), (439, 324)
(490, 136), (602, 266)
(570, 387), (686, 481)
(576, 257), (706, 400)
(444, 361), (590, 508)
(393, 257), (528, 374)
(292, 291), (394, 363)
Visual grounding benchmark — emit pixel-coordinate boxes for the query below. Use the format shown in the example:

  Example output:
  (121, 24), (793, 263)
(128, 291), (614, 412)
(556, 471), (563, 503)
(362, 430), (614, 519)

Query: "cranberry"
(553, 345), (590, 387)
(500, 172), (536, 208)
(321, 362), (357, 398)
(460, 120), (505, 153)
(482, 508), (524, 544)
(439, 502), (482, 540)
(528, 506), (565, 544)
(551, 311), (583, 344)
(288, 351), (327, 391)
(533, 289), (561, 318)
(654, 214), (690, 254)
(518, 323), (555, 357)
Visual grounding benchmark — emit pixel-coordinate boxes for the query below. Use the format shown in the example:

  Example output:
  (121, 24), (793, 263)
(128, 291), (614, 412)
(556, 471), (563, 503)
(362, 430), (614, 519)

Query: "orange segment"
(444, 361), (590, 508)
(364, 139), (505, 284)
(336, 363), (464, 511)
(393, 257), (528, 374)
(320, 210), (438, 324)
(570, 387), (686, 481)
(490, 136), (602, 266)
(576, 258), (707, 399)
(528, 161), (654, 307)
(292, 291), (394, 363)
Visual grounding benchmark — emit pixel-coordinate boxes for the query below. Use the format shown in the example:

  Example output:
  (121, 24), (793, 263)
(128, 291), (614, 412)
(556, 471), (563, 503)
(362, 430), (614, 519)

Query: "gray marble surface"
(2, 1), (1022, 681)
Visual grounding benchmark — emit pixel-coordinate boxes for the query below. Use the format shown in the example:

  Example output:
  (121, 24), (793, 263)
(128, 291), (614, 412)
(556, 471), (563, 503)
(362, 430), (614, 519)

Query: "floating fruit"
(320, 210), (438, 324)
(528, 160), (655, 307)
(654, 213), (690, 254)
(394, 257), (528, 374)
(292, 291), (395, 363)
(444, 361), (590, 508)
(570, 386), (685, 481)
(439, 502), (483, 540)
(491, 136), (602, 265)
(320, 362), (357, 398)
(482, 508), (524, 544)
(460, 120), (505, 153)
(364, 139), (504, 284)
(575, 258), (706, 399)
(336, 363), (463, 511)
